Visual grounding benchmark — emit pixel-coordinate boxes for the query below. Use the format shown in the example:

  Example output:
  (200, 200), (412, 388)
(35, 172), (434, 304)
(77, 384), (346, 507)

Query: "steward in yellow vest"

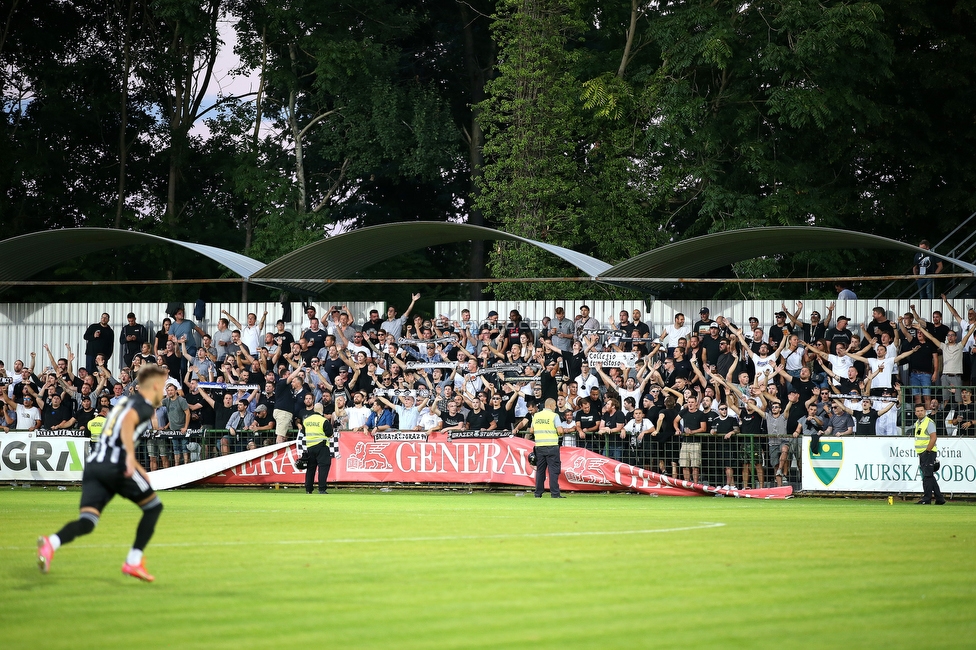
(530, 398), (565, 498)
(301, 403), (334, 494)
(912, 404), (944, 505)
(87, 414), (107, 445)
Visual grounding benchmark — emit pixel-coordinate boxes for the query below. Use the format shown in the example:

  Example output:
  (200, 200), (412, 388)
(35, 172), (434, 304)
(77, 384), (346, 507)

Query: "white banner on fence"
(801, 436), (976, 493)
(0, 433), (88, 481)
(587, 352), (638, 368)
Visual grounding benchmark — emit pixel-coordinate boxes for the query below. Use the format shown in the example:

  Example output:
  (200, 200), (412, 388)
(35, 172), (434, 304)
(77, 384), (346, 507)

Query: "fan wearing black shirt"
(710, 403), (740, 489)
(41, 393), (75, 430)
(653, 398), (680, 477)
(487, 389), (519, 430)
(435, 400), (467, 431)
(836, 398), (895, 436)
(676, 396), (707, 484)
(464, 396), (493, 430)
(574, 398), (601, 452)
(598, 398), (626, 461)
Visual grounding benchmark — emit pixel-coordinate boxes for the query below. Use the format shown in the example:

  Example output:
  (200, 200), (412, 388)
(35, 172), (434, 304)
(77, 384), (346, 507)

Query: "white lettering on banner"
(388, 441), (530, 476)
(801, 436), (976, 493)
(587, 352), (637, 368)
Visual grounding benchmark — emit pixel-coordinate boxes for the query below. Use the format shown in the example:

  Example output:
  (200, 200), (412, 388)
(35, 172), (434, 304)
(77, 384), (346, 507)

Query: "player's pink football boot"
(37, 536), (55, 574)
(121, 558), (155, 582)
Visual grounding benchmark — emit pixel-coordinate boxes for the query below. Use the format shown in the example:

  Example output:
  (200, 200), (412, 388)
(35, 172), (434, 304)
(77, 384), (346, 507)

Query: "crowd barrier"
(4, 429), (974, 494)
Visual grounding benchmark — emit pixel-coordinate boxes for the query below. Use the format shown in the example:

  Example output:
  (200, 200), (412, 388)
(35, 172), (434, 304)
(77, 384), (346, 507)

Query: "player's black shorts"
(79, 461), (155, 512)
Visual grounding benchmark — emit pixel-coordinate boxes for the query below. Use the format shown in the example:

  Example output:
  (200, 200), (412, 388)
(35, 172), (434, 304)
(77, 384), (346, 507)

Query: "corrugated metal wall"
(433, 300), (648, 331)
(435, 298), (966, 336)
(0, 301), (384, 370)
(1, 297), (966, 370)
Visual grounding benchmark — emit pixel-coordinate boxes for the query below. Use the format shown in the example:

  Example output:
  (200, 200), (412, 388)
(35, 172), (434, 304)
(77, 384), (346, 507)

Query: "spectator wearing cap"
(692, 308), (715, 340)
(767, 310), (794, 348)
(223, 399), (255, 455)
(785, 301), (833, 343)
(824, 315), (854, 354)
(41, 392), (75, 430)
(481, 310), (504, 345)
(247, 404), (276, 448)
(700, 323), (722, 367)
(272, 319), (295, 352)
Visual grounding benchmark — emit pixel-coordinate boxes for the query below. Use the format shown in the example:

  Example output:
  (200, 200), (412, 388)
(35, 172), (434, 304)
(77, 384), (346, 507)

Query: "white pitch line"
(1, 522), (725, 551)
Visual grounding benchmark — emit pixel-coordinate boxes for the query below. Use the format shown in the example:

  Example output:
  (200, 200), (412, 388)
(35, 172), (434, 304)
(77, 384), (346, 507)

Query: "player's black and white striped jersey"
(87, 395), (156, 466)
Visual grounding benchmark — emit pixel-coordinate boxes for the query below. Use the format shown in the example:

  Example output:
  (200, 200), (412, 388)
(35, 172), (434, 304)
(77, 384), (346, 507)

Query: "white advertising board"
(801, 436), (976, 493)
(0, 433), (88, 481)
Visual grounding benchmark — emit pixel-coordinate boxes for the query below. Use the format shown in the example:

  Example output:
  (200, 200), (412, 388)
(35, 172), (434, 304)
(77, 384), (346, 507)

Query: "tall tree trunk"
(114, 0), (135, 228)
(244, 27), (268, 253)
(461, 2), (494, 299)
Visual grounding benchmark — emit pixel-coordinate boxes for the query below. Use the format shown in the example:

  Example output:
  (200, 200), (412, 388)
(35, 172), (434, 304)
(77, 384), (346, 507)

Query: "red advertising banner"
(199, 432), (792, 499)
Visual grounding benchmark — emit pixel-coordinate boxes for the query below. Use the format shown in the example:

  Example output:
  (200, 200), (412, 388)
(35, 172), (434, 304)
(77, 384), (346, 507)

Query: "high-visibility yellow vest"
(304, 414), (330, 447)
(88, 416), (106, 444)
(532, 409), (559, 447)
(914, 416), (936, 453)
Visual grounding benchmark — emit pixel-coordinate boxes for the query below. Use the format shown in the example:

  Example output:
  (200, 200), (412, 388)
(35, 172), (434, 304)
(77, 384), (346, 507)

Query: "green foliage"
(4, 0), (976, 302)
(477, 0), (589, 298)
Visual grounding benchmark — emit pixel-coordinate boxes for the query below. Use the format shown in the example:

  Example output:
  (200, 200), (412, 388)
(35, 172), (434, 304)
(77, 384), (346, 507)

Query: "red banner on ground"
(199, 431), (791, 499)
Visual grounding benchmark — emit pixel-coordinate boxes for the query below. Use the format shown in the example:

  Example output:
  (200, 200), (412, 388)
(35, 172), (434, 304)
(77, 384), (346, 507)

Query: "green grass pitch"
(2, 488), (974, 649)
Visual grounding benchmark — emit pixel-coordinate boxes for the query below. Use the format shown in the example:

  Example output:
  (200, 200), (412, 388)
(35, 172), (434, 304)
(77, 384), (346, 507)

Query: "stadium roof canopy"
(598, 227), (976, 291)
(1, 223), (972, 294)
(249, 222), (613, 293)
(0, 227), (265, 291)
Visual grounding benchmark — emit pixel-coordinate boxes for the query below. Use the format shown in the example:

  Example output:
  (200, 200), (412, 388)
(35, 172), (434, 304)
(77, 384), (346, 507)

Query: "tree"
(476, 0), (590, 299)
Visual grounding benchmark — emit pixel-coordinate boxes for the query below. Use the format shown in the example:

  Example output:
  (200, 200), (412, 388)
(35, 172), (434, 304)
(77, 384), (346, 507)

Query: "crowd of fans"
(2, 294), (975, 488)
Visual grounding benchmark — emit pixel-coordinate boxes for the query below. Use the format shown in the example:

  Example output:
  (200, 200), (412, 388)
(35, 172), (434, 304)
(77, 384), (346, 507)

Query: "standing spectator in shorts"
(158, 384), (190, 466)
(273, 367), (308, 443)
(915, 317), (975, 403)
(83, 313), (114, 373)
(676, 395), (706, 484)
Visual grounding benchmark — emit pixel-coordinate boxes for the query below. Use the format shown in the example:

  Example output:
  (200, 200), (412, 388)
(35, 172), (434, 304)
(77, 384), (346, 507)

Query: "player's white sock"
(126, 549), (143, 565)
(49, 534), (62, 550)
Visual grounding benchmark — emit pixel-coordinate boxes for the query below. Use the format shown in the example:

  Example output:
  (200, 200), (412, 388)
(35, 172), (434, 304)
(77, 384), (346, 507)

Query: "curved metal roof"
(599, 227), (976, 290)
(0, 228), (265, 289)
(2, 224), (971, 295)
(250, 222), (613, 293)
